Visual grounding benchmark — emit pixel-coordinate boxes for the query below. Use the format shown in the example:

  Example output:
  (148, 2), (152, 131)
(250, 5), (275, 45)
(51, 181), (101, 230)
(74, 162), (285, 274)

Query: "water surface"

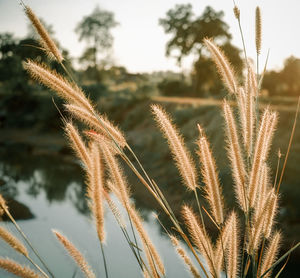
(0, 147), (201, 278)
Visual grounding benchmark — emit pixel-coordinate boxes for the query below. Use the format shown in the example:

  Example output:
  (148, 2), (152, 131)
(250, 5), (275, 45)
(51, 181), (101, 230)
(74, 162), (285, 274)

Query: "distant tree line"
(159, 4), (300, 98)
(0, 3), (299, 104)
(262, 56), (300, 97)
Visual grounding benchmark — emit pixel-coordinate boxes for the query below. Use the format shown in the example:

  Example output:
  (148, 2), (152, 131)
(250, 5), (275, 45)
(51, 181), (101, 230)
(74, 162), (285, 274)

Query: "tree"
(280, 56), (300, 96)
(262, 56), (300, 97)
(160, 5), (242, 95)
(75, 6), (118, 70)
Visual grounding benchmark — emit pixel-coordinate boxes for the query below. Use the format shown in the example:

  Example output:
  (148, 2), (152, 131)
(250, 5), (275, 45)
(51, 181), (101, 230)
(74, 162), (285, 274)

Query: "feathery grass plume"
(259, 231), (281, 278)
(226, 212), (239, 278)
(24, 61), (93, 113)
(248, 110), (277, 208)
(237, 87), (246, 118)
(128, 205), (165, 276)
(151, 105), (198, 191)
(25, 6), (63, 63)
(0, 258), (42, 278)
(106, 180), (123, 202)
(237, 87), (247, 139)
(101, 143), (131, 209)
(170, 235), (201, 278)
(0, 194), (7, 216)
(255, 7), (262, 55)
(233, 6), (240, 20)
(65, 122), (91, 169)
(101, 147), (166, 274)
(0, 226), (28, 257)
(66, 104), (126, 148)
(197, 129), (224, 225)
(144, 246), (160, 278)
(104, 191), (126, 229)
(204, 38), (238, 95)
(262, 111), (278, 161)
(248, 61), (258, 92)
(223, 100), (247, 211)
(87, 142), (105, 243)
(248, 190), (273, 253)
(262, 189), (278, 239)
(214, 212), (234, 274)
(84, 130), (118, 155)
(143, 269), (152, 278)
(254, 163), (270, 222)
(248, 108), (270, 208)
(181, 206), (216, 276)
(53, 230), (95, 278)
(243, 65), (256, 157)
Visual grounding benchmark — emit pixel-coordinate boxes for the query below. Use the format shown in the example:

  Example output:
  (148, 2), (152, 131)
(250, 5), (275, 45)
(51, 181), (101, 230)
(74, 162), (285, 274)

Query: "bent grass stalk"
(0, 226), (48, 278)
(2, 207), (54, 278)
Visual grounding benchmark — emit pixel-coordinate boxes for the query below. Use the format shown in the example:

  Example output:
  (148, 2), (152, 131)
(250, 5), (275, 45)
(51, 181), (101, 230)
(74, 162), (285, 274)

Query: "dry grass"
(0, 2), (299, 278)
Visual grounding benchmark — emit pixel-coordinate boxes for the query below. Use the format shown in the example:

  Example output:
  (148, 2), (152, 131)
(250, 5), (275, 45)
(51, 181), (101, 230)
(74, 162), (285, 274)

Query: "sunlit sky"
(0, 0), (300, 73)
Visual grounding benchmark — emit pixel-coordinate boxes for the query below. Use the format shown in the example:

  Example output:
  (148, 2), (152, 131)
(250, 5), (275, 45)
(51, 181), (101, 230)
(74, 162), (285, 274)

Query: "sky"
(0, 0), (300, 73)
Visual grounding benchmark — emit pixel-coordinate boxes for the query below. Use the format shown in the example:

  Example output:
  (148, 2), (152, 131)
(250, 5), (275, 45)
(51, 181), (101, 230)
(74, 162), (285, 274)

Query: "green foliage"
(0, 31), (69, 130)
(75, 5), (118, 69)
(263, 56), (300, 97)
(158, 79), (192, 96)
(159, 5), (230, 61)
(160, 5), (243, 96)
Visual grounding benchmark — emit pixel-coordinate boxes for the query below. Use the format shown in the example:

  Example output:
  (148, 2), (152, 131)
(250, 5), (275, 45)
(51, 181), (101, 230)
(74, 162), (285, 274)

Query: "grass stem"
(4, 208), (55, 278)
(100, 241), (109, 278)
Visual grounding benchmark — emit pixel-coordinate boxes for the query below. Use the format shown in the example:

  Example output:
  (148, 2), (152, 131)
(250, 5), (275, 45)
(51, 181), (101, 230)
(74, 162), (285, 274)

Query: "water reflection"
(0, 144), (200, 277)
(0, 143), (88, 215)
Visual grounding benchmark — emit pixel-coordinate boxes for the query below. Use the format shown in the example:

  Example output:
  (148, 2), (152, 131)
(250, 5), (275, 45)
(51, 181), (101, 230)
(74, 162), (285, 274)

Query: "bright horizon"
(1, 0), (300, 73)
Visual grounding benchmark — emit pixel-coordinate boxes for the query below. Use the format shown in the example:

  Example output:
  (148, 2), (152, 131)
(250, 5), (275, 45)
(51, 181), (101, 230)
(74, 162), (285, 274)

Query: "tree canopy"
(263, 56), (300, 97)
(75, 6), (118, 69)
(160, 5), (243, 96)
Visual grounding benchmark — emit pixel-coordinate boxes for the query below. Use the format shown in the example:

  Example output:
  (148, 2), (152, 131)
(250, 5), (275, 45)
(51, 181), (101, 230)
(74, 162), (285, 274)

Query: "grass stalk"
(255, 53), (260, 133)
(237, 17), (248, 65)
(194, 189), (205, 228)
(242, 210), (251, 278)
(26, 256), (49, 278)
(219, 228), (228, 278)
(4, 208), (55, 278)
(100, 241), (109, 278)
(276, 96), (300, 193)
(126, 209), (143, 265)
(260, 242), (300, 278)
(257, 237), (266, 278)
(252, 255), (257, 278)
(273, 150), (281, 188)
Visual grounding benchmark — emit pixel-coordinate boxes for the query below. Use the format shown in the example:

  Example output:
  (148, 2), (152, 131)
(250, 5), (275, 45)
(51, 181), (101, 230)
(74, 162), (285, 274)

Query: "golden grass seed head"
(151, 104), (198, 191)
(25, 6), (63, 63)
(0, 226), (28, 257)
(0, 194), (7, 216)
(259, 231), (281, 278)
(53, 230), (96, 278)
(255, 7), (262, 55)
(233, 6), (240, 20)
(197, 132), (224, 225)
(204, 38), (238, 95)
(0, 258), (42, 278)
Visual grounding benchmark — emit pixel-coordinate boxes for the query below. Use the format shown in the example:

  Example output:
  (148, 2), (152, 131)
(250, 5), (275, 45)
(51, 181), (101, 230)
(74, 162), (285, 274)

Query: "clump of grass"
(0, 2), (299, 278)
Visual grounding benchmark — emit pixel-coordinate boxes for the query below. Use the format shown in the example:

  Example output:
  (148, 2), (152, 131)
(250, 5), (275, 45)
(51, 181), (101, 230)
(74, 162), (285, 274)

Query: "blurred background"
(0, 0), (299, 277)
